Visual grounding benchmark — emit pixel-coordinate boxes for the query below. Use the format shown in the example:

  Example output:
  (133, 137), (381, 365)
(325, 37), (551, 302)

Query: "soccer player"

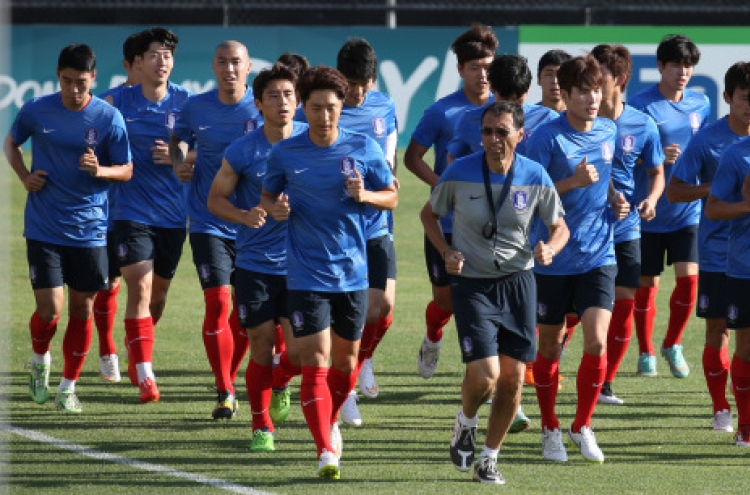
(404, 24), (498, 379)
(667, 62), (750, 430)
(5, 44), (132, 413)
(537, 49), (572, 113)
(423, 101), (568, 484)
(627, 34), (710, 378)
(169, 40), (261, 419)
(277, 52), (310, 80)
(108, 27), (192, 403)
(208, 62), (304, 451)
(704, 137), (750, 447)
(526, 56), (624, 464)
(262, 66), (397, 479)
(590, 44), (665, 405)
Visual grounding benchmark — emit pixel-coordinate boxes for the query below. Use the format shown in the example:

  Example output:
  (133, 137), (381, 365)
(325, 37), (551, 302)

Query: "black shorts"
(697, 270), (727, 320)
(235, 267), (287, 329)
(725, 276), (750, 329)
(367, 234), (390, 291)
(106, 230), (121, 280)
(424, 232), (452, 287)
(451, 270), (537, 363)
(27, 239), (108, 292)
(535, 264), (617, 325)
(640, 225), (699, 277)
(288, 290), (367, 341)
(113, 220), (186, 280)
(614, 239), (640, 289)
(190, 233), (236, 290)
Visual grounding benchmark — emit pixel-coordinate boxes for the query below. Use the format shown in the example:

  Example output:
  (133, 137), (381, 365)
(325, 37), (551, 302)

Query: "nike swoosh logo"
(469, 195), (482, 200)
(302, 397), (322, 407)
(565, 154), (577, 159)
(294, 168), (309, 174)
(199, 126), (211, 131)
(72, 352), (87, 357)
(256, 171), (266, 177)
(42, 128), (55, 133)
(204, 328), (225, 336)
(708, 370), (726, 377)
(592, 382), (603, 388)
(125, 118), (138, 123)
(655, 121), (667, 125)
(736, 386), (750, 392)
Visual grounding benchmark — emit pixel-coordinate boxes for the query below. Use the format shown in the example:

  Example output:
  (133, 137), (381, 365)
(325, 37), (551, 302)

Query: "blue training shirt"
(97, 84), (132, 231)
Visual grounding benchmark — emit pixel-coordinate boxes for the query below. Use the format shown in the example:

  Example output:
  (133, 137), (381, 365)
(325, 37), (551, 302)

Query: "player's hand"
(572, 157), (598, 187)
(444, 248), (464, 275)
(393, 177), (401, 190)
(243, 206), (267, 229)
(266, 193), (291, 221)
(174, 162), (194, 182)
(79, 147), (102, 178)
(637, 197), (657, 221)
(534, 240), (555, 266)
(23, 170), (48, 192)
(346, 169), (368, 202)
(610, 191), (630, 220)
(151, 139), (171, 165)
(664, 144), (681, 165)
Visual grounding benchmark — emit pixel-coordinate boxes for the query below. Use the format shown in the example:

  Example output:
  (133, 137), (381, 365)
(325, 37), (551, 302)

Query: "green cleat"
(250, 429), (275, 452)
(55, 389), (82, 414)
(509, 405), (531, 434)
(28, 362), (50, 404)
(270, 387), (291, 424)
(637, 353), (657, 377)
(661, 345), (690, 378)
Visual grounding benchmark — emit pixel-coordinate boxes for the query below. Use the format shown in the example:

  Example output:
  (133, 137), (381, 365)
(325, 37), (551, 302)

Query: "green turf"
(2, 150), (749, 493)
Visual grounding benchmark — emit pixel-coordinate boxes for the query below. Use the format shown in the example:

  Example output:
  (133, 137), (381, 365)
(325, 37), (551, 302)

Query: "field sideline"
(1, 150), (748, 493)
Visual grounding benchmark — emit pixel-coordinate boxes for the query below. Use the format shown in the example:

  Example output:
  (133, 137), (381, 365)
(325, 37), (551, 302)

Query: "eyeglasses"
(481, 127), (513, 138)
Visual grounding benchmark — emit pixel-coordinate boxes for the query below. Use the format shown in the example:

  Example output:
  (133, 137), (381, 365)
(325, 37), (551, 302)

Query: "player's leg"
(726, 277), (750, 446)
(419, 234), (453, 378)
(94, 230), (122, 383)
(634, 232), (664, 376)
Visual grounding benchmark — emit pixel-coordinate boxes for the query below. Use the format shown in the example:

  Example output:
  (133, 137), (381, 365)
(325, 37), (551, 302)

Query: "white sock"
(458, 409), (479, 427)
(480, 445), (499, 460)
(136, 362), (154, 382)
(59, 378), (75, 392)
(33, 352), (51, 366)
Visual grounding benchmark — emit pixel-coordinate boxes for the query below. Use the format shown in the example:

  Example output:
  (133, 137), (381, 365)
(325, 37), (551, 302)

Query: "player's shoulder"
(683, 87), (711, 106)
(626, 84), (659, 107)
(442, 151), (483, 182)
(366, 90), (394, 107)
(515, 153), (551, 184)
(168, 81), (194, 100)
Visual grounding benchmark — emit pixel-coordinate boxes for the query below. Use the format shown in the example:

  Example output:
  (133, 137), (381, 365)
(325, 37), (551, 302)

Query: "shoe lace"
(543, 429), (563, 451)
(60, 391), (81, 409)
(478, 456), (498, 475)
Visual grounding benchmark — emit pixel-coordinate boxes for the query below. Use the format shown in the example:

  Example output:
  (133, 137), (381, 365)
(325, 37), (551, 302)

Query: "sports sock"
(662, 275), (698, 348)
(61, 316), (93, 381)
(29, 312), (59, 355)
(300, 366), (333, 457)
(458, 409), (479, 427)
(229, 295), (249, 383)
(605, 299), (635, 382)
(564, 314), (579, 347)
(273, 350), (301, 390)
(124, 316), (154, 366)
(33, 351), (51, 367)
(247, 359), (274, 432)
(479, 446), (499, 460)
(425, 300), (452, 343)
(135, 362), (154, 382)
(327, 365), (357, 424)
(93, 285), (120, 356)
(533, 352), (560, 430)
(731, 355), (750, 429)
(572, 352), (607, 432)
(634, 286), (658, 355)
(274, 323), (286, 356)
(358, 322), (378, 366)
(368, 313), (393, 359)
(202, 286), (234, 393)
(58, 378), (75, 393)
(703, 344), (731, 413)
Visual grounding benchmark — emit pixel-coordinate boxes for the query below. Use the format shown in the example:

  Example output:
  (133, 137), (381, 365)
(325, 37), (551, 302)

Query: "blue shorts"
(614, 239), (640, 289)
(535, 264), (617, 325)
(27, 239), (108, 292)
(190, 233), (236, 290)
(424, 233), (452, 287)
(725, 276), (750, 329)
(235, 267), (287, 329)
(697, 270), (727, 320)
(451, 270), (537, 363)
(640, 225), (699, 277)
(287, 290), (367, 341)
(113, 220), (186, 280)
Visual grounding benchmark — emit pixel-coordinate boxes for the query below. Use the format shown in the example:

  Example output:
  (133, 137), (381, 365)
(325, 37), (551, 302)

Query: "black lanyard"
(481, 153), (515, 238)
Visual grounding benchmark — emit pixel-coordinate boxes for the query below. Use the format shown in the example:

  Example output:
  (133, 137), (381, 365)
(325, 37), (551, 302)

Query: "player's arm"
(78, 147), (133, 182)
(665, 174), (709, 203)
(346, 169), (398, 210)
(636, 164), (665, 221)
(168, 134), (194, 182)
(420, 201), (463, 274)
(554, 156), (598, 195)
(404, 139), (440, 187)
(261, 189), (290, 222)
(534, 217), (569, 266)
(3, 133), (48, 192)
(207, 158), (266, 229)
(705, 175), (750, 221)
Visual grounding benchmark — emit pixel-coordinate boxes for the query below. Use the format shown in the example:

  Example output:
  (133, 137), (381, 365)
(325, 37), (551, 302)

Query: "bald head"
(212, 41), (252, 102)
(215, 40), (248, 59)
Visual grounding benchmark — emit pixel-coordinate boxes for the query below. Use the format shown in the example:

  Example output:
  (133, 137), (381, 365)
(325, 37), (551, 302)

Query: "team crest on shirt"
(601, 141), (614, 164)
(728, 304), (739, 323)
(198, 263), (211, 282)
(165, 111), (178, 131)
(29, 265), (36, 283)
(461, 337), (474, 356)
(339, 156), (356, 176)
(689, 112), (701, 134)
(291, 311), (304, 330)
(83, 127), (99, 147)
(117, 243), (128, 260)
(244, 118), (259, 134)
(698, 294), (709, 312)
(513, 191), (528, 211)
(537, 303), (547, 318)
(621, 135), (636, 155)
(372, 117), (386, 138)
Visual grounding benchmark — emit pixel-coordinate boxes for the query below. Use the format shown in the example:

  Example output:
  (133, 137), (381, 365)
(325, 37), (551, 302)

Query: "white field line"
(1, 423), (273, 494)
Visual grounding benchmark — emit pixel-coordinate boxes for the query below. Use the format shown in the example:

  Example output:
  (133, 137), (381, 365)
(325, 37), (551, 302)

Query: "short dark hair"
(590, 44), (632, 90)
(481, 100), (525, 131)
(656, 34), (700, 66)
(724, 61), (750, 99)
(537, 49), (571, 79)
(58, 44), (96, 72)
(337, 38), (378, 82)
(122, 32), (142, 64)
(252, 62), (298, 102)
(488, 55), (532, 99)
(297, 66), (348, 104)
(277, 52), (310, 79)
(557, 56), (602, 94)
(135, 26), (179, 56)
(451, 24), (498, 65)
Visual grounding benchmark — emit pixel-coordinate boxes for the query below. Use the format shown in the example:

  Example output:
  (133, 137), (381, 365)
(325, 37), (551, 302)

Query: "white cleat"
(541, 427), (568, 462)
(340, 390), (362, 426)
(358, 358), (379, 398)
(99, 354), (122, 383)
(417, 335), (442, 379)
(713, 409), (734, 432)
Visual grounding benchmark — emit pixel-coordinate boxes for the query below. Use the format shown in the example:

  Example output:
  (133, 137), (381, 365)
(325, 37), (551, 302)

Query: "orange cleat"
(139, 377), (160, 403)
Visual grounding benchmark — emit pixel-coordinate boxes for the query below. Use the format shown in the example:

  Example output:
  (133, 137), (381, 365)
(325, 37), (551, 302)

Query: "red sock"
(274, 323), (286, 356)
(229, 295), (249, 383)
(247, 359), (274, 432)
(703, 344), (731, 413)
(605, 299), (635, 382)
(202, 287), (234, 392)
(731, 355), (750, 428)
(425, 301), (452, 343)
(662, 275), (698, 348)
(93, 285), (119, 356)
(572, 352), (607, 432)
(328, 365), (357, 424)
(273, 350), (301, 390)
(565, 314), (579, 346)
(124, 317), (154, 364)
(635, 286), (658, 355)
(29, 312), (59, 355)
(300, 366), (333, 457)
(368, 313), (393, 359)
(61, 317), (93, 381)
(358, 322), (378, 366)
(533, 352), (560, 430)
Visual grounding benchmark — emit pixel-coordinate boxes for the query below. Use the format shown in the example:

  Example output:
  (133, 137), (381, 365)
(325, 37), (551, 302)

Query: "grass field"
(1, 150), (748, 493)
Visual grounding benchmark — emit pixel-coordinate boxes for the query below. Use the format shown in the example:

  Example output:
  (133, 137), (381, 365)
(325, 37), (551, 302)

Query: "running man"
(537, 49), (571, 113)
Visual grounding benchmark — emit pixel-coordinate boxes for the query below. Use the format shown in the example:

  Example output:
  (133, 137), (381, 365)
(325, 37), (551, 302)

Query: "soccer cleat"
(270, 387), (291, 424)
(713, 409), (734, 432)
(139, 377), (160, 404)
(417, 335), (442, 379)
(509, 405), (530, 434)
(99, 354), (122, 383)
(55, 389), (82, 414)
(598, 383), (624, 405)
(449, 412), (476, 472)
(358, 358), (379, 398)
(330, 422), (343, 459)
(541, 427), (568, 462)
(212, 390), (238, 419)
(27, 361), (50, 404)
(250, 429), (275, 452)
(637, 353), (657, 377)
(317, 449), (341, 480)
(567, 425), (605, 464)
(661, 345), (689, 378)
(736, 425), (750, 447)
(472, 456), (505, 485)
(340, 390), (362, 426)
(524, 363), (535, 386)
